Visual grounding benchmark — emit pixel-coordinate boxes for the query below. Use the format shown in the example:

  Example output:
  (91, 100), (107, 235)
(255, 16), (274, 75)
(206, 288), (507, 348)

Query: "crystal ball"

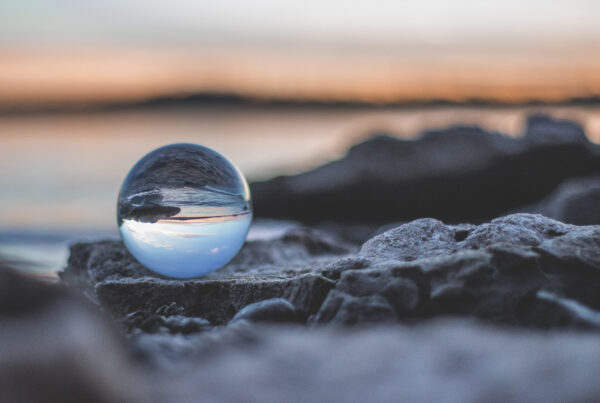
(117, 143), (252, 278)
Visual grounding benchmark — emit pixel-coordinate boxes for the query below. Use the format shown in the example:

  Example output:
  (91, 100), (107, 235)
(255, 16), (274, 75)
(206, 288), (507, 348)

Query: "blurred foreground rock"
(0, 264), (146, 403)
(146, 321), (600, 403)
(251, 115), (600, 225)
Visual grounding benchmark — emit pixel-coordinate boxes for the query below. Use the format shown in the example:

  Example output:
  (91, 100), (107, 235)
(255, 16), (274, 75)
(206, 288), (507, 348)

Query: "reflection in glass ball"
(117, 143), (252, 278)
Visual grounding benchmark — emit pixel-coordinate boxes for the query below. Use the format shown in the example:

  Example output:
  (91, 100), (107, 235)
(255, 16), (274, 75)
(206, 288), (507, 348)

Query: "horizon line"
(1, 91), (600, 117)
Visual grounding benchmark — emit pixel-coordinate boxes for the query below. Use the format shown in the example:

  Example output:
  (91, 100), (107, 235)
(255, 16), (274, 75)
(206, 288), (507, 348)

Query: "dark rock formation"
(525, 114), (587, 143)
(522, 175), (600, 225)
(230, 298), (300, 323)
(126, 205), (181, 224)
(62, 227), (353, 324)
(0, 263), (146, 403)
(65, 214), (600, 331)
(123, 311), (211, 334)
(314, 214), (600, 328)
(250, 115), (600, 225)
(117, 143), (250, 226)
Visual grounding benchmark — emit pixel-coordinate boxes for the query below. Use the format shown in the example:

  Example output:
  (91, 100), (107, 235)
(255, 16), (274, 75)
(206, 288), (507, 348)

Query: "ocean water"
(1, 105), (600, 276)
(0, 228), (119, 279)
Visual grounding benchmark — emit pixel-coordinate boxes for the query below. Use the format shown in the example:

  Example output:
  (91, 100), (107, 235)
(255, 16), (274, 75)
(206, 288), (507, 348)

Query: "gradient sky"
(1, 0), (599, 104)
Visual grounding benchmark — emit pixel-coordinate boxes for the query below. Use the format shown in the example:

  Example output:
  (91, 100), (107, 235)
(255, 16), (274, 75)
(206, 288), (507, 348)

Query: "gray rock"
(251, 115), (600, 225)
(63, 226), (351, 324)
(123, 311), (211, 334)
(522, 175), (600, 225)
(231, 298), (300, 323)
(0, 264), (147, 403)
(359, 218), (467, 261)
(310, 290), (397, 325)
(359, 214), (575, 261)
(65, 213), (600, 331)
(525, 113), (588, 145)
(149, 320), (600, 403)
(314, 213), (600, 328)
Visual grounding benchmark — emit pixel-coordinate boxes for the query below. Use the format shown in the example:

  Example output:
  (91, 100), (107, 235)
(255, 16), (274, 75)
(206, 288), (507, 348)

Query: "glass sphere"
(117, 143), (252, 278)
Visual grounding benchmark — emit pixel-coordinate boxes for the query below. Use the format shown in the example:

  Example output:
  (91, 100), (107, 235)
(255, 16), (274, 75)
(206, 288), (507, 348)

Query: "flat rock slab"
(63, 227), (352, 324)
(64, 214), (600, 331)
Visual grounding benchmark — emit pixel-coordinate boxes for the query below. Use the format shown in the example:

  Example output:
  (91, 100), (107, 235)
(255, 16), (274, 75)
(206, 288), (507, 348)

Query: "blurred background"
(1, 0), (599, 275)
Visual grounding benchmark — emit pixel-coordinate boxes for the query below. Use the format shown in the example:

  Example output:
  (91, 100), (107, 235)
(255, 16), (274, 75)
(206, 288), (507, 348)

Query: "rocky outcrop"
(314, 214), (600, 328)
(62, 227), (353, 324)
(250, 115), (600, 225)
(64, 214), (600, 331)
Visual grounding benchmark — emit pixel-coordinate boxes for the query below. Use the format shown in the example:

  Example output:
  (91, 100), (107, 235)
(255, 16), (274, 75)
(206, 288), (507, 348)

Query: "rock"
(149, 320), (600, 403)
(522, 175), (600, 225)
(231, 298), (300, 323)
(0, 263), (146, 403)
(525, 114), (588, 144)
(359, 218), (470, 261)
(250, 115), (600, 225)
(65, 213), (600, 331)
(62, 226), (351, 325)
(0, 261), (65, 315)
(123, 311), (211, 334)
(310, 290), (397, 325)
(314, 213), (600, 328)
(535, 291), (600, 328)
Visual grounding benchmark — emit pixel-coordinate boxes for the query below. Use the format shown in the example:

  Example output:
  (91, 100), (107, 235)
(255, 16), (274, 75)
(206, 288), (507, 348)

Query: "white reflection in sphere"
(117, 143), (252, 278)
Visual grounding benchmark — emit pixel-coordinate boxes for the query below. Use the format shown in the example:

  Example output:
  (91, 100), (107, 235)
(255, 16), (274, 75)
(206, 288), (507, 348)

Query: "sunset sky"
(1, 0), (599, 106)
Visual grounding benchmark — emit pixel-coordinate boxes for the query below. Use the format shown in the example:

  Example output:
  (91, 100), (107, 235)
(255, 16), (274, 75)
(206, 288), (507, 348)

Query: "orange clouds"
(0, 44), (599, 106)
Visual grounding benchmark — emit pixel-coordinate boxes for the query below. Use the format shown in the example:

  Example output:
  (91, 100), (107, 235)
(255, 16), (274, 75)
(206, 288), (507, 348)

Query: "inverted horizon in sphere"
(117, 143), (252, 278)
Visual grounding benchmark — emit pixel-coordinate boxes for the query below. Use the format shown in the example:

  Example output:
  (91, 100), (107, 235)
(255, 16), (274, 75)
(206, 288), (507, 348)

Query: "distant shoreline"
(157, 212), (252, 224)
(1, 92), (600, 117)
